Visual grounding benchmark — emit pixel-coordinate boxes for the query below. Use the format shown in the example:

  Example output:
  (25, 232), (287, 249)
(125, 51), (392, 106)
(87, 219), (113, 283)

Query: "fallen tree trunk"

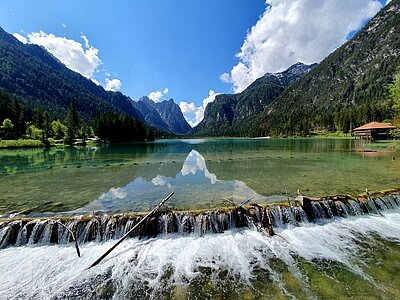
(86, 191), (174, 270)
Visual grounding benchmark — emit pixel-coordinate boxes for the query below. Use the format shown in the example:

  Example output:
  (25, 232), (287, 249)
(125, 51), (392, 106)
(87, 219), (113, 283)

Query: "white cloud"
(180, 90), (221, 127)
(202, 90), (220, 107)
(27, 30), (101, 79)
(81, 34), (90, 48)
(219, 73), (231, 83)
(386, 0), (392, 4)
(148, 88), (169, 102)
(105, 78), (122, 91)
(13, 33), (27, 44)
(91, 78), (100, 86)
(99, 187), (127, 200)
(151, 175), (168, 186)
(222, 0), (383, 93)
(179, 101), (196, 114)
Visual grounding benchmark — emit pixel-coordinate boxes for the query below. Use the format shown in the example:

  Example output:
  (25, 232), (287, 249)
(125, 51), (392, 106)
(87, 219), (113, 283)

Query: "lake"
(0, 138), (399, 215)
(1, 138), (400, 299)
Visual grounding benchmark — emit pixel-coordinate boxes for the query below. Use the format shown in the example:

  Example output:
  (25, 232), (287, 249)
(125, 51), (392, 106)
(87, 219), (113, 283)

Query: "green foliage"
(51, 120), (67, 140)
(26, 124), (43, 140)
(64, 99), (80, 144)
(253, 3), (400, 137)
(387, 67), (400, 117)
(389, 128), (400, 139)
(41, 111), (52, 145)
(194, 2), (400, 138)
(2, 118), (14, 129)
(94, 111), (154, 142)
(365, 140), (400, 150)
(193, 64), (316, 136)
(0, 139), (43, 148)
(0, 27), (141, 123)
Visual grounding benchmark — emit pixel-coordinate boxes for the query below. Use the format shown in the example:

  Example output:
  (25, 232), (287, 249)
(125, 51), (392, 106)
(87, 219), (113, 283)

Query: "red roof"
(353, 122), (396, 131)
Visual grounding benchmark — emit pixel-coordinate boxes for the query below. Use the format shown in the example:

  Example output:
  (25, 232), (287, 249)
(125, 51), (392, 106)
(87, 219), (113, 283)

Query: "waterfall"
(0, 194), (399, 249)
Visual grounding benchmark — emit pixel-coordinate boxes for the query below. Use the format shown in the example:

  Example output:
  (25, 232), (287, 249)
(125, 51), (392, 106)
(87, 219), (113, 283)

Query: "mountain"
(253, 0), (400, 136)
(193, 62), (316, 135)
(131, 97), (170, 132)
(0, 27), (142, 123)
(132, 96), (191, 134)
(152, 99), (192, 134)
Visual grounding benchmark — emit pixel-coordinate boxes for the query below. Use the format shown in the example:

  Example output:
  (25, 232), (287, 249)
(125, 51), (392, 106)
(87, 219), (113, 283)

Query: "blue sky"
(0, 0), (389, 126)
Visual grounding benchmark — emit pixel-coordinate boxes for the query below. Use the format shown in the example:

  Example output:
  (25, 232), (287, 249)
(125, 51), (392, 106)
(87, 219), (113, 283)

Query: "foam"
(1, 210), (400, 299)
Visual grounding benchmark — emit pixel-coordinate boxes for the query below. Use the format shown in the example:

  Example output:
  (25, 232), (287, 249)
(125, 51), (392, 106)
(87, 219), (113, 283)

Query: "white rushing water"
(1, 210), (400, 299)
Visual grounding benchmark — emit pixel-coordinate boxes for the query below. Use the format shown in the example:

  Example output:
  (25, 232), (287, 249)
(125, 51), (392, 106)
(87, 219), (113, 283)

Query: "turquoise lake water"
(0, 138), (398, 214)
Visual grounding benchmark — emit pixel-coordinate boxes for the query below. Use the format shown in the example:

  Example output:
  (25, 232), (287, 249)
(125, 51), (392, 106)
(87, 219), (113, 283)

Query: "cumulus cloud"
(105, 78), (122, 91)
(179, 101), (196, 114)
(27, 31), (101, 79)
(219, 73), (231, 83)
(221, 0), (383, 93)
(148, 88), (169, 102)
(13, 33), (27, 44)
(180, 90), (221, 127)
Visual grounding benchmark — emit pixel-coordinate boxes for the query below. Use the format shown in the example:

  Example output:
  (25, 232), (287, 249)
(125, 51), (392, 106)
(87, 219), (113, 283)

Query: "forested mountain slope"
(254, 0), (400, 136)
(0, 27), (141, 123)
(193, 63), (316, 136)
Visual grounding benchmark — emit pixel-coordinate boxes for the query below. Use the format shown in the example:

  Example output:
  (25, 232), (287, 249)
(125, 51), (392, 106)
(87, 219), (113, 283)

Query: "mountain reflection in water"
(74, 150), (267, 213)
(0, 138), (398, 215)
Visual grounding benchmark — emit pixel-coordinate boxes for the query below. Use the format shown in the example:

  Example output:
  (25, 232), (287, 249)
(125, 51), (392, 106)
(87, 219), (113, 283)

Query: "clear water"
(0, 138), (399, 214)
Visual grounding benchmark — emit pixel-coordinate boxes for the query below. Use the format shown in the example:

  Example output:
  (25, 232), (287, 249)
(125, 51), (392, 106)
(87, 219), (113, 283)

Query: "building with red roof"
(352, 122), (396, 139)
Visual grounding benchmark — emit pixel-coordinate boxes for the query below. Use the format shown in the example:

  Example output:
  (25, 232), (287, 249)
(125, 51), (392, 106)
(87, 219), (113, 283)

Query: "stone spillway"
(0, 191), (399, 249)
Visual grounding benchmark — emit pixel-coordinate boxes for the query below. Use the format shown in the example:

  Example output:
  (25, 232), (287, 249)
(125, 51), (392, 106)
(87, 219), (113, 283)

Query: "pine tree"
(65, 99), (80, 144)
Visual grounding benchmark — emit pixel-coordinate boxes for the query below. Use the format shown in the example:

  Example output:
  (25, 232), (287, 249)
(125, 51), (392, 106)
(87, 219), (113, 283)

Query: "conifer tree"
(65, 99), (80, 144)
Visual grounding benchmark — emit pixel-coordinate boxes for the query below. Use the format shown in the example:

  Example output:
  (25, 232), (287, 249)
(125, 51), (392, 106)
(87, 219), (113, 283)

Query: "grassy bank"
(365, 140), (400, 151)
(0, 139), (44, 148)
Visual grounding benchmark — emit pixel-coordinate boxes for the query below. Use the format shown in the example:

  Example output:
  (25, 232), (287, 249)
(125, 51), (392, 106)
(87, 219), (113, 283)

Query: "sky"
(0, 0), (390, 126)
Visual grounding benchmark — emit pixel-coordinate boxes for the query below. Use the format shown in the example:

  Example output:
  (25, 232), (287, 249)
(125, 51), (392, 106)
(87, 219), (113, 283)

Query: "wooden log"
(57, 221), (81, 258)
(86, 191), (174, 270)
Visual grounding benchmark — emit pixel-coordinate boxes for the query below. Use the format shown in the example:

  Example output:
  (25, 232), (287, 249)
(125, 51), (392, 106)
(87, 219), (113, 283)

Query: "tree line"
(0, 88), (154, 145)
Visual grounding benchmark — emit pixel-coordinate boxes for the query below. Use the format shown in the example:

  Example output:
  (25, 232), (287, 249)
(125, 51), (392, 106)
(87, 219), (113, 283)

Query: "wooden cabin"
(352, 122), (396, 139)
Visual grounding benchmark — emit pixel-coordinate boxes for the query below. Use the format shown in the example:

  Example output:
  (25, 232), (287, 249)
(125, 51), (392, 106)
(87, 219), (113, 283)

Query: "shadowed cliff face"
(132, 97), (191, 134)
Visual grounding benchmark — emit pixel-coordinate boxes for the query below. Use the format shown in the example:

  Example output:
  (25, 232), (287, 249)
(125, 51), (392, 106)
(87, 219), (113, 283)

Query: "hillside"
(193, 63), (316, 136)
(254, 0), (400, 136)
(132, 96), (191, 134)
(0, 27), (141, 123)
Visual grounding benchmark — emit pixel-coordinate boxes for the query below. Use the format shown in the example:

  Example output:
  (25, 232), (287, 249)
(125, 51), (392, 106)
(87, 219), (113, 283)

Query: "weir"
(0, 191), (399, 249)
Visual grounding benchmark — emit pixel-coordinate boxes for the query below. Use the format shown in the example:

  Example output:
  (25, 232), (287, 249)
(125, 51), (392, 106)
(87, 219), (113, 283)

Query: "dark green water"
(0, 138), (398, 214)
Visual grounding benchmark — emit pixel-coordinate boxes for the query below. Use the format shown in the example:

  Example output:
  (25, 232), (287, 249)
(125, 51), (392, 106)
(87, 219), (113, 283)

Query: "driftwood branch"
(239, 196), (254, 207)
(57, 221), (81, 258)
(86, 191), (174, 270)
